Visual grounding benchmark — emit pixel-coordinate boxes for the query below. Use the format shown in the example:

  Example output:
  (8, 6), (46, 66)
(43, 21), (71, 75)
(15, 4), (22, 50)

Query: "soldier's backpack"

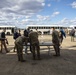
(13, 32), (19, 40)
(24, 29), (28, 37)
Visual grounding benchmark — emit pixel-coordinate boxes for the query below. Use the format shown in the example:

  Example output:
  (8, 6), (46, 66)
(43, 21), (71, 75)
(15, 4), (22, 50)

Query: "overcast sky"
(0, 0), (76, 28)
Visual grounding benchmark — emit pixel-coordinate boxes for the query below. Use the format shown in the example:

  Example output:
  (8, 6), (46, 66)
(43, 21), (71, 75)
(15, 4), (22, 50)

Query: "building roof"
(0, 25), (16, 28)
(26, 24), (66, 27)
(69, 25), (76, 28)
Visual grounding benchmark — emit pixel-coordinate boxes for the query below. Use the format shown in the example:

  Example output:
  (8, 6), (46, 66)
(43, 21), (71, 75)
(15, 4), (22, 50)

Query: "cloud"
(0, 0), (45, 17)
(57, 18), (76, 26)
(0, 0), (45, 15)
(18, 15), (51, 25)
(0, 0), (45, 27)
(70, 1), (76, 8)
(47, 4), (51, 7)
(48, 0), (60, 2)
(37, 15), (50, 21)
(42, 3), (45, 6)
(58, 18), (69, 24)
(51, 11), (60, 17)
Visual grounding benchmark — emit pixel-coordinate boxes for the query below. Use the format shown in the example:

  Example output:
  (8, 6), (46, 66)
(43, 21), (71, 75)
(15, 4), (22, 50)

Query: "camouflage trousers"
(15, 43), (24, 61)
(31, 42), (40, 60)
(53, 44), (60, 56)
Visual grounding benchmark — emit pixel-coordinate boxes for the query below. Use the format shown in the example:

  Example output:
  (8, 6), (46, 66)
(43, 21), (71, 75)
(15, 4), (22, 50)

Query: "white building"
(69, 25), (76, 29)
(0, 25), (17, 35)
(26, 25), (67, 34)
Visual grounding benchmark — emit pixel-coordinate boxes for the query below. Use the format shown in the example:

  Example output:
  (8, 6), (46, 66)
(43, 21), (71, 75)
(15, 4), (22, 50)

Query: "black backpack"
(24, 29), (28, 37)
(13, 32), (19, 39)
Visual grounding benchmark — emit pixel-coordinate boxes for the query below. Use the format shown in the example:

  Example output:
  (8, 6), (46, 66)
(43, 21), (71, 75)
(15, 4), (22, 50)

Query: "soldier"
(59, 28), (66, 44)
(15, 36), (28, 62)
(52, 27), (60, 56)
(0, 29), (9, 53)
(13, 30), (21, 52)
(70, 28), (75, 42)
(23, 28), (31, 54)
(28, 30), (41, 60)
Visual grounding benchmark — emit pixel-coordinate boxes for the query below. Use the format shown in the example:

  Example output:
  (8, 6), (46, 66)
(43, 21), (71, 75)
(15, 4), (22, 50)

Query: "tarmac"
(0, 35), (76, 75)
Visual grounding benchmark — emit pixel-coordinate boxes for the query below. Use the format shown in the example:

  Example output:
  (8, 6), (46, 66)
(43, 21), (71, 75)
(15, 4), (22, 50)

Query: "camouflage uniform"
(29, 31), (40, 60)
(52, 30), (60, 56)
(15, 36), (27, 62)
(70, 29), (75, 42)
(0, 29), (9, 53)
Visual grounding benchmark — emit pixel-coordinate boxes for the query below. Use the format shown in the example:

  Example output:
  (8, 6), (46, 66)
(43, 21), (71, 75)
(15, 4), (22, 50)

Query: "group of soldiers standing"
(0, 27), (67, 62)
(15, 28), (40, 62)
(15, 27), (66, 62)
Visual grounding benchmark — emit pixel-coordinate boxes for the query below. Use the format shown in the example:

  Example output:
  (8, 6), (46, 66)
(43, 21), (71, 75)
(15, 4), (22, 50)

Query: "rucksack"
(13, 32), (19, 39)
(24, 29), (28, 37)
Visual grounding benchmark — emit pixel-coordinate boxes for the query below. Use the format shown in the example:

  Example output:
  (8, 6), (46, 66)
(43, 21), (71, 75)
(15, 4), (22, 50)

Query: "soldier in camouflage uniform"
(29, 31), (40, 60)
(52, 27), (60, 56)
(15, 36), (28, 62)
